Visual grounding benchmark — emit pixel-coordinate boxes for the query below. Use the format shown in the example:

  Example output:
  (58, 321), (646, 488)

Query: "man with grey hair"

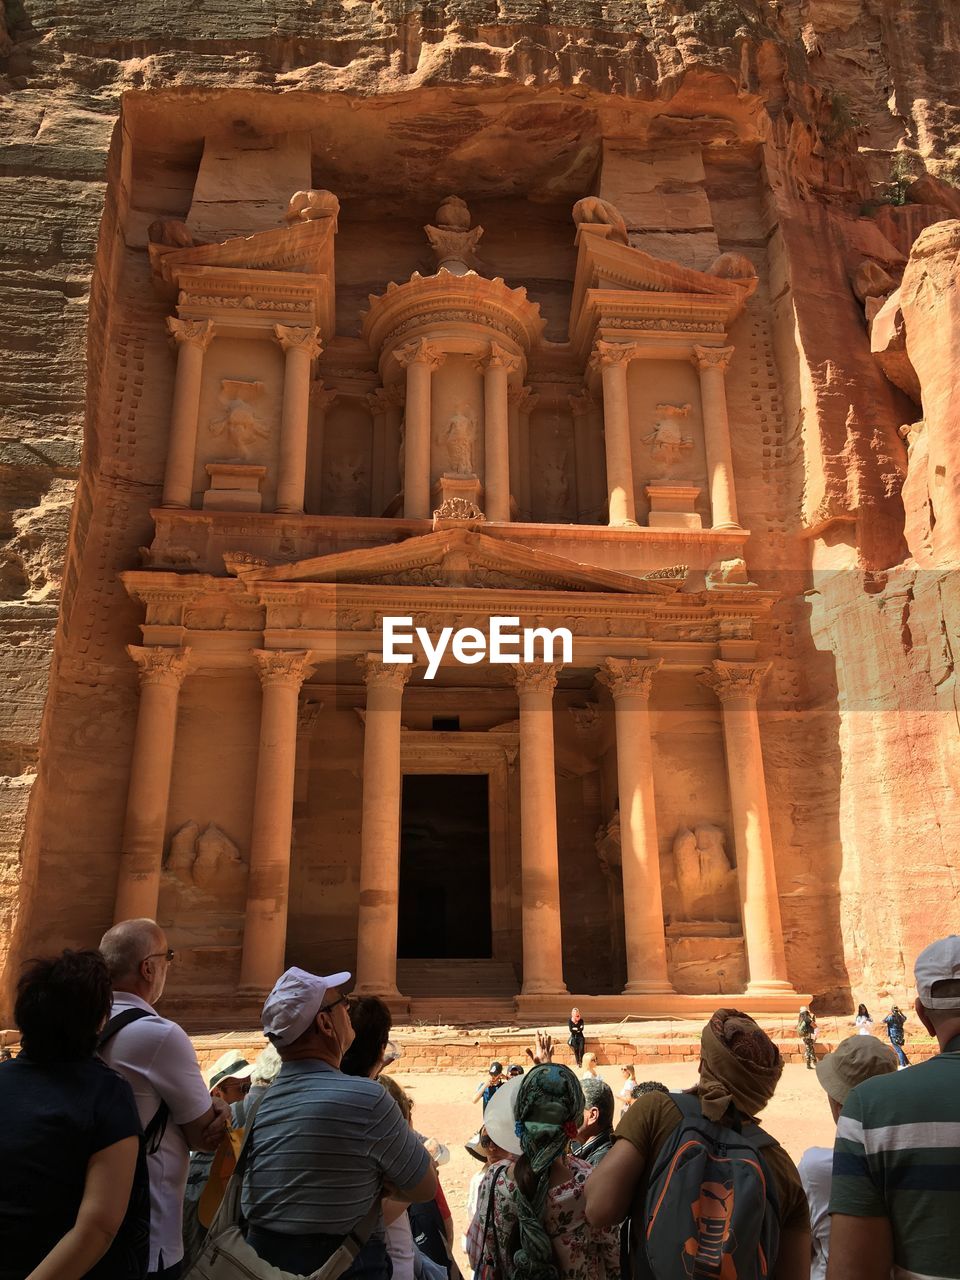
(575, 1076), (616, 1166)
(99, 918), (227, 1280)
(828, 935), (960, 1280)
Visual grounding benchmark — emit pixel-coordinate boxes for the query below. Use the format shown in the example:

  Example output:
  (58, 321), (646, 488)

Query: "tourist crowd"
(1, 921), (959, 1280)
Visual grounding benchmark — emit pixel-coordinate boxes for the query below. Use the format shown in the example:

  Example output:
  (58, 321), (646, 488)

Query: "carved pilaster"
(597, 656), (662, 700)
(699, 659), (770, 703)
(513, 661), (560, 695)
(127, 645), (192, 689)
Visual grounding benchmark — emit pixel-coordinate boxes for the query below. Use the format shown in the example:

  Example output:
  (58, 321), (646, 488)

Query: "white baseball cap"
(915, 936), (960, 1010)
(261, 967), (351, 1046)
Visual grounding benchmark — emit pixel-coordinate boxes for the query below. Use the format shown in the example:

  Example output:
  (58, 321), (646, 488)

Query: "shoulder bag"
(183, 1096), (380, 1280)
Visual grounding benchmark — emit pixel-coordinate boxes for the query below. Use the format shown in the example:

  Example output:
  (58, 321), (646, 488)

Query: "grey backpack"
(633, 1093), (781, 1279)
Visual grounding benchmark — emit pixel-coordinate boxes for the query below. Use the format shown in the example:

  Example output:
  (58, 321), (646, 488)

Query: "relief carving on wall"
(672, 823), (739, 924)
(326, 454), (367, 515)
(165, 821), (247, 896)
(208, 380), (269, 459)
(444, 405), (478, 476)
(642, 403), (694, 462)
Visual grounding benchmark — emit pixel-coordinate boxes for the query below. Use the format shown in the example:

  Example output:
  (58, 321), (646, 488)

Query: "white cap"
(482, 1074), (525, 1157)
(915, 936), (960, 1010)
(205, 1050), (254, 1090)
(261, 966), (351, 1047)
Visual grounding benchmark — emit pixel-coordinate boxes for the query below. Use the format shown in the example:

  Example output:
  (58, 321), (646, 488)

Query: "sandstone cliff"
(1, 0), (958, 1016)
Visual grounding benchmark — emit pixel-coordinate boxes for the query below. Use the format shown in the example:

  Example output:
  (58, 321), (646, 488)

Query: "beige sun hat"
(204, 1050), (254, 1090)
(815, 1034), (898, 1104)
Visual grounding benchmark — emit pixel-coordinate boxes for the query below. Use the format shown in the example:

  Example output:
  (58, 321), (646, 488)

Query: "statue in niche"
(327, 454), (366, 515)
(642, 403), (694, 462)
(572, 196), (629, 245)
(673, 824), (739, 923)
(208, 380), (269, 459)
(445, 406), (477, 476)
(542, 450), (570, 517)
(165, 821), (247, 896)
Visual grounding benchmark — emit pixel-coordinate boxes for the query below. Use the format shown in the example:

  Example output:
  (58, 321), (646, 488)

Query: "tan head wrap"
(697, 1008), (784, 1122)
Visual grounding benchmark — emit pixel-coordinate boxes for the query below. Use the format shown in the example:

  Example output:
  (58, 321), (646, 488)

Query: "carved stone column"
(699, 660), (792, 992)
(597, 658), (673, 994)
(274, 326), (323, 514)
(591, 341), (639, 527)
(395, 339), (445, 520)
(162, 319), (215, 509)
(307, 383), (337, 513)
(513, 662), (568, 996)
(240, 650), (317, 992)
(510, 386), (537, 520)
(354, 658), (413, 996)
(691, 346), (740, 530)
(113, 646), (192, 922)
(478, 343), (520, 522)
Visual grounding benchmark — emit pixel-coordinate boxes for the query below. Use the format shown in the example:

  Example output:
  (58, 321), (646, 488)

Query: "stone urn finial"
(425, 195), (483, 275)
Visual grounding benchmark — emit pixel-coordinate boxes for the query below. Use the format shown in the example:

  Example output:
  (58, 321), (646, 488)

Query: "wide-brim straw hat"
(815, 1034), (898, 1104)
(482, 1074), (525, 1157)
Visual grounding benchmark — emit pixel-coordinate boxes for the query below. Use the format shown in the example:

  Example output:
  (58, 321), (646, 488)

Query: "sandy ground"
(389, 1062), (836, 1273)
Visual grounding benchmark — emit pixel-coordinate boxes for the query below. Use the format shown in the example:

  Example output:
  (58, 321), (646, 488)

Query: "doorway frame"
(399, 729), (517, 963)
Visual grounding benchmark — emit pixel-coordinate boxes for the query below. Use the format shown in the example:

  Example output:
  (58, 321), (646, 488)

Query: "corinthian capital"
(513, 661), (560, 695)
(166, 317), (215, 351)
(253, 649), (317, 689)
(128, 644), (192, 689)
(568, 390), (596, 418)
(476, 342), (522, 376)
(589, 340), (639, 372)
(698, 659), (770, 703)
(394, 339), (446, 372)
(597, 656), (662, 700)
(691, 345), (734, 373)
(274, 325), (323, 361)
(508, 385), (538, 413)
(359, 655), (414, 691)
(309, 382), (338, 412)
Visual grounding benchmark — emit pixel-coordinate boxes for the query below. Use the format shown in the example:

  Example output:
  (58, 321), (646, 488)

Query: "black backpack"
(99, 1008), (170, 1152)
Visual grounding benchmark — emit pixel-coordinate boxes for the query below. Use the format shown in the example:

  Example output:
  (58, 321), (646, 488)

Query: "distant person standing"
(883, 1004), (910, 1067)
(798, 1005), (818, 1069)
(472, 1060), (505, 1111)
(568, 1006), (586, 1069)
(853, 1004), (873, 1035)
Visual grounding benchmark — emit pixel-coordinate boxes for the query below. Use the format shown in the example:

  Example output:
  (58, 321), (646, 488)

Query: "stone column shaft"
(692, 346), (740, 530)
(113, 646), (191, 922)
(396, 340), (444, 520)
(162, 319), (215, 509)
(479, 344), (519, 523)
(275, 326), (322, 514)
(309, 384), (337, 514)
(701, 661), (791, 991)
(598, 659), (672, 993)
(514, 663), (568, 996)
(355, 660), (412, 996)
(240, 650), (316, 992)
(512, 387), (537, 521)
(592, 342), (638, 526)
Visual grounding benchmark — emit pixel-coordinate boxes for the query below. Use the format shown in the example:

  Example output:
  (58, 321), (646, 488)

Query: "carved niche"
(671, 823), (739, 924)
(208, 380), (270, 459)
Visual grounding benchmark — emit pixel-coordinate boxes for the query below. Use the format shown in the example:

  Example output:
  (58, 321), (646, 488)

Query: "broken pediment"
(569, 222), (756, 358)
(226, 529), (684, 596)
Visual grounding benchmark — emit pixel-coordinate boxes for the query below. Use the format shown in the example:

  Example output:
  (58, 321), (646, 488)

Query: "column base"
(745, 979), (799, 997)
(608, 518), (641, 529)
(275, 503), (305, 515)
(160, 498), (190, 510)
(622, 980), (676, 996)
(710, 521), (744, 532)
(519, 981), (570, 997)
(353, 982), (403, 999)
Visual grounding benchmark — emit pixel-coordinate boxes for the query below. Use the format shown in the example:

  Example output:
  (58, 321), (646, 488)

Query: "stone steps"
(396, 958), (519, 998)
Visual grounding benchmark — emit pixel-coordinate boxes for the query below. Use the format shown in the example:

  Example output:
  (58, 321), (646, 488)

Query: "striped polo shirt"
(830, 1033), (960, 1280)
(241, 1059), (430, 1238)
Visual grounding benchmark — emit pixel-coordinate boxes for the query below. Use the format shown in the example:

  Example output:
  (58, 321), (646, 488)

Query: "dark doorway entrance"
(398, 773), (492, 959)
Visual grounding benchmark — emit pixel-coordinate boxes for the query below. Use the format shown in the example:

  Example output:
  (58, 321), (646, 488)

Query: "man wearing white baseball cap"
(828, 935), (960, 1280)
(240, 967), (436, 1280)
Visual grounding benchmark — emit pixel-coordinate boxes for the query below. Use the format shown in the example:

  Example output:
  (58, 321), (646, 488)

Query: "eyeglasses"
(142, 949), (175, 965)
(319, 993), (351, 1014)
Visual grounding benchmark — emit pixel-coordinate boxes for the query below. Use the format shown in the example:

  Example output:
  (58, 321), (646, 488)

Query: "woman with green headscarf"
(465, 1063), (619, 1280)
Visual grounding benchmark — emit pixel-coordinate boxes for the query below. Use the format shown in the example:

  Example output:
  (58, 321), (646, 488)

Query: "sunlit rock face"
(2, 0), (959, 1024)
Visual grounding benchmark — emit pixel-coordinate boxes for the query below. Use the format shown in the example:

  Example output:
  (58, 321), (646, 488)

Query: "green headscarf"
(508, 1063), (585, 1280)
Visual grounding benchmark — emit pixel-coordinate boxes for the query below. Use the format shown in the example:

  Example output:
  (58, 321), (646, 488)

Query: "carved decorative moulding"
(597, 656), (662, 699)
(393, 338), (447, 372)
(691, 344), (735, 374)
(128, 644), (192, 689)
(359, 656), (415, 691)
(588, 339), (641, 371)
(513, 661), (561, 695)
(474, 341), (522, 376)
(274, 324), (323, 361)
(699, 659), (771, 703)
(253, 648), (317, 689)
(167, 317), (215, 352)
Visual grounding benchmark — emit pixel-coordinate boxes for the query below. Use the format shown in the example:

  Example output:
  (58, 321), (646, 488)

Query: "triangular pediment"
(576, 230), (755, 301)
(153, 218), (335, 286)
(226, 530), (684, 596)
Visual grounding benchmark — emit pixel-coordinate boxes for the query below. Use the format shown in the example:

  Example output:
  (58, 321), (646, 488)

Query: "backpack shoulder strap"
(98, 1007), (155, 1046)
(98, 1007), (170, 1153)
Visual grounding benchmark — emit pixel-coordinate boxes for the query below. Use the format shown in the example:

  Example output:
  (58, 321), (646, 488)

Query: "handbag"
(183, 1097), (380, 1280)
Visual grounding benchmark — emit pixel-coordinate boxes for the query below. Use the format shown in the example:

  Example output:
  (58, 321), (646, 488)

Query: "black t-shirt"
(0, 1054), (147, 1280)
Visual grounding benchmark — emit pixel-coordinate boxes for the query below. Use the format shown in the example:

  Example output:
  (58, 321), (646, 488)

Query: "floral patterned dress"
(465, 1156), (620, 1280)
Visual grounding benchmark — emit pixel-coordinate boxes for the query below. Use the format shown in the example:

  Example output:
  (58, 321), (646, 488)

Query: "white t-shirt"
(798, 1145), (833, 1280)
(385, 1211), (416, 1280)
(854, 1015), (874, 1035)
(99, 993), (212, 1271)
